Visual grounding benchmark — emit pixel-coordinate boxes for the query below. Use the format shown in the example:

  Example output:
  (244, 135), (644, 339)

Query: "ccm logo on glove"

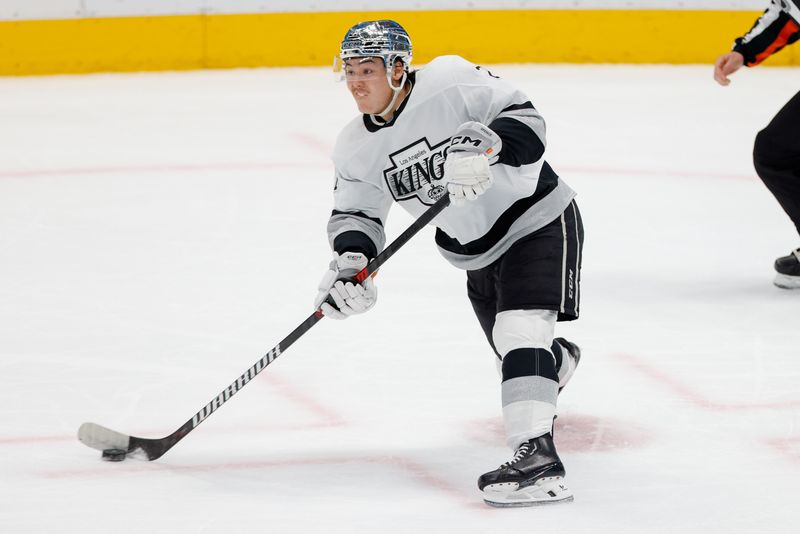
(451, 124), (499, 158)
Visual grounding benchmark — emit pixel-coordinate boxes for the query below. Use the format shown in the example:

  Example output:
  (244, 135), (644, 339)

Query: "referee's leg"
(753, 90), (800, 235)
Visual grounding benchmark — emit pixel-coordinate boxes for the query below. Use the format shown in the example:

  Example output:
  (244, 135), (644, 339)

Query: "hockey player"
(714, 0), (800, 289)
(314, 20), (584, 507)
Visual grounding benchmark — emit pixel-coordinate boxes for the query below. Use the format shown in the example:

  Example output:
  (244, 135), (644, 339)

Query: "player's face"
(344, 58), (393, 115)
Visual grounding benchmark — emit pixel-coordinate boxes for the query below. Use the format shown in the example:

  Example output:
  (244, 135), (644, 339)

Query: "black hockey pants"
(753, 89), (800, 236)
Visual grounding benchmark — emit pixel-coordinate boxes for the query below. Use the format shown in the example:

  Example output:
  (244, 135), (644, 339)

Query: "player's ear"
(391, 60), (405, 82)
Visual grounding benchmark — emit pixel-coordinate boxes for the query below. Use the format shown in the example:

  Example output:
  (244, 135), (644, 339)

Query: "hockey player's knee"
(492, 309), (557, 357)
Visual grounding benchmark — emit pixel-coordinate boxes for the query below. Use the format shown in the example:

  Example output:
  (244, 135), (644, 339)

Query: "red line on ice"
(614, 352), (800, 411)
(260, 374), (348, 427)
(559, 164), (754, 182)
(765, 437), (800, 465)
(0, 161), (327, 179)
(0, 161), (753, 182)
(1, 376), (347, 447)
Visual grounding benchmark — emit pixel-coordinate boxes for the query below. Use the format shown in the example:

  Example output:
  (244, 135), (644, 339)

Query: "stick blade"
(78, 422), (131, 452)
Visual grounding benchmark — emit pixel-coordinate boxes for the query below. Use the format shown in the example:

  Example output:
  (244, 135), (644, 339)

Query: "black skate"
(478, 433), (573, 507)
(774, 248), (800, 289)
(554, 337), (581, 393)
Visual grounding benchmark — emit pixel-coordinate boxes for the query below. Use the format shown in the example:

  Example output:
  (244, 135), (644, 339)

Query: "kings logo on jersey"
(383, 137), (449, 205)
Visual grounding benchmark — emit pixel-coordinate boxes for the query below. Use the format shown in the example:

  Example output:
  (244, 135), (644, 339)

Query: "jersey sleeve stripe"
(753, 18), (800, 65)
(434, 162), (559, 256)
(734, 3), (800, 66)
(332, 230), (378, 258)
(501, 102), (537, 113)
(331, 209), (384, 226)
(489, 117), (546, 167)
(327, 211), (386, 260)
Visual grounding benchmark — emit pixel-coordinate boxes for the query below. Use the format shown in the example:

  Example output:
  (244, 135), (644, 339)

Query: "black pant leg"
(466, 266), (500, 358)
(753, 90), (800, 236)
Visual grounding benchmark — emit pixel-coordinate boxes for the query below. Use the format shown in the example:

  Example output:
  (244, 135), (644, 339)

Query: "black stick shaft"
(144, 194), (450, 459)
(356, 194), (450, 282)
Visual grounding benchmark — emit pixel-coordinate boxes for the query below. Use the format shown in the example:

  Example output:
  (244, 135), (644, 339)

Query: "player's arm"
(444, 58), (548, 204)
(484, 87), (546, 168)
(715, 1), (800, 85)
(458, 61), (547, 167)
(327, 169), (391, 257)
(314, 170), (391, 319)
(487, 103), (546, 168)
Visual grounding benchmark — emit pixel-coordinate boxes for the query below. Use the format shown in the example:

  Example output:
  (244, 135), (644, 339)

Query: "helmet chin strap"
(369, 71), (409, 126)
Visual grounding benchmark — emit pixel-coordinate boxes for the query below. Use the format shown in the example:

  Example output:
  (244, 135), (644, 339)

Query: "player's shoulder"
(425, 54), (475, 70)
(418, 55), (481, 83)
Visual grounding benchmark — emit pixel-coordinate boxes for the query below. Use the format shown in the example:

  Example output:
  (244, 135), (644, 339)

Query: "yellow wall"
(1, 10), (797, 75)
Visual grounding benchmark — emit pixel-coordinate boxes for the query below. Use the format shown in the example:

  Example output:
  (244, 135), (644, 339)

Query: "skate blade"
(482, 476), (574, 508)
(774, 274), (800, 289)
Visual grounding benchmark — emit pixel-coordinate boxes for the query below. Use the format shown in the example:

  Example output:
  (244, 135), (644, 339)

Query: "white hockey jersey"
(328, 55), (575, 271)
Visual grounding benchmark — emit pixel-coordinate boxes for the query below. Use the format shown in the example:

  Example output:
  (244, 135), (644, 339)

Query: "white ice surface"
(0, 64), (798, 533)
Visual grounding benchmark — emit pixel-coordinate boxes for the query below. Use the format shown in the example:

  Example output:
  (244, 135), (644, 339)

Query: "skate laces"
(501, 442), (532, 467)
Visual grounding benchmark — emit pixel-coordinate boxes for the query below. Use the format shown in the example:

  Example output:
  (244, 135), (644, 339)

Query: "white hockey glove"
(444, 121), (503, 207)
(314, 251), (377, 320)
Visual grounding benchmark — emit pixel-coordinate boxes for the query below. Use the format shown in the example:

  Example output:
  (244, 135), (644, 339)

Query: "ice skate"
(554, 337), (581, 393)
(774, 248), (800, 289)
(478, 433), (573, 507)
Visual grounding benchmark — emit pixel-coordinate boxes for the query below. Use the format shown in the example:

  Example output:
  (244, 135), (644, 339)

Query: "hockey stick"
(78, 193), (451, 461)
